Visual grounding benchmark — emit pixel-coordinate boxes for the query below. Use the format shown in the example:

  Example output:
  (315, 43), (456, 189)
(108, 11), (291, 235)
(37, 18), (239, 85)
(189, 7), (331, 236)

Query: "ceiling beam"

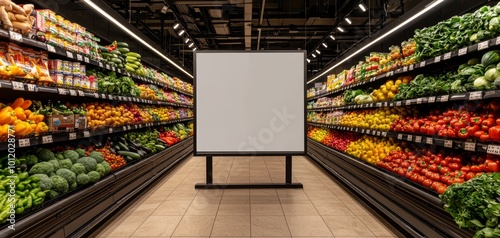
(244, 0), (252, 50)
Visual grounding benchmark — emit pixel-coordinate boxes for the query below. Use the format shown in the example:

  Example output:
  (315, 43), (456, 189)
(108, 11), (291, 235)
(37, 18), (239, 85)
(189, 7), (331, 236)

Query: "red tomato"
(437, 185), (447, 194)
(488, 126), (500, 141)
(453, 178), (465, 184)
(480, 134), (490, 141)
(471, 165), (481, 172)
(401, 161), (410, 168)
(431, 173), (441, 181)
(479, 164), (486, 172)
(398, 168), (406, 177)
(465, 172), (476, 181)
(449, 163), (461, 171)
(452, 157), (462, 164)
(417, 175), (425, 184)
(421, 168), (429, 175)
(487, 162), (499, 172)
(410, 174), (418, 182)
(423, 179), (433, 187)
(405, 171), (413, 179)
(429, 164), (439, 172)
(440, 167), (451, 175)
(461, 166), (471, 173)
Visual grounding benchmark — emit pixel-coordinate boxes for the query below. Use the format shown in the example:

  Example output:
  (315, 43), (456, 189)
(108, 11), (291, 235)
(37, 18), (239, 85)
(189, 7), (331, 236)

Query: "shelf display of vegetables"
(0, 98), (49, 140)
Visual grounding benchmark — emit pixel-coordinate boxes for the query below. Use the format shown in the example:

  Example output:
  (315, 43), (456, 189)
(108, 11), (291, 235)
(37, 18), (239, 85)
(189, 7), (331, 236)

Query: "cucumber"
(117, 151), (141, 159)
(126, 52), (141, 58)
(155, 145), (166, 151)
(110, 50), (121, 55)
(101, 53), (113, 58)
(124, 156), (134, 162)
(117, 142), (129, 151)
(117, 42), (129, 48)
(110, 58), (122, 64)
(118, 48), (130, 54)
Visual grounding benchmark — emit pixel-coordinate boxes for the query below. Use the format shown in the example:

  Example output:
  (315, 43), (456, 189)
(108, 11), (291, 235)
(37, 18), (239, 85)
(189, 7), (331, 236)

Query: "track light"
(185, 38), (190, 43)
(359, 3), (367, 12)
(322, 43), (328, 48)
(188, 42), (194, 48)
(337, 27), (345, 32)
(307, 58), (311, 63)
(315, 49), (320, 54)
(311, 54), (316, 58)
(345, 18), (352, 24)
(193, 47), (197, 51)
(329, 35), (335, 40)
(178, 30), (185, 36)
(173, 23), (180, 29)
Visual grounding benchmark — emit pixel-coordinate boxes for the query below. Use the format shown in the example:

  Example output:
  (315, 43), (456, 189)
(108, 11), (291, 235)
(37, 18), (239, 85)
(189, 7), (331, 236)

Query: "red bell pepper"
(467, 125), (480, 137)
(458, 128), (468, 139)
(471, 116), (483, 126)
(488, 126), (500, 141)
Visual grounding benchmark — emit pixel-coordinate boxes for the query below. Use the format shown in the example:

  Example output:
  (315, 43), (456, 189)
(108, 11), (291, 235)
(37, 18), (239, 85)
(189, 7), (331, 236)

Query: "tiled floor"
(96, 156), (399, 238)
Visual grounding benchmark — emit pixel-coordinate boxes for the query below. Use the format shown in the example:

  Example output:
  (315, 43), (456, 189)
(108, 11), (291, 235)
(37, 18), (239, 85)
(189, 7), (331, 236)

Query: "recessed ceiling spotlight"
(193, 47), (197, 51)
(345, 18), (352, 24)
(307, 58), (311, 63)
(188, 42), (194, 48)
(329, 35), (335, 40)
(178, 30), (185, 36)
(322, 43), (328, 48)
(185, 38), (190, 43)
(315, 49), (321, 54)
(312, 54), (316, 58)
(173, 23), (180, 29)
(359, 3), (367, 12)
(337, 27), (345, 32)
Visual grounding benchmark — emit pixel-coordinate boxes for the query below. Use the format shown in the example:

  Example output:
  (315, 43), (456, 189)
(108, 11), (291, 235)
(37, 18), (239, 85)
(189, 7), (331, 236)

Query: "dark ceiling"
(101, 0), (424, 77)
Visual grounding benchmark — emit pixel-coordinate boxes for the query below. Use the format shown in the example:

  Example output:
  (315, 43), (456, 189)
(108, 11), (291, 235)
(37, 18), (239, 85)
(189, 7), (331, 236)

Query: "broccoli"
(75, 148), (86, 158)
(77, 157), (97, 172)
(47, 190), (59, 199)
(31, 174), (52, 191)
(89, 152), (104, 163)
(87, 171), (101, 184)
(69, 181), (77, 190)
(70, 163), (86, 175)
(48, 160), (60, 170)
(101, 161), (111, 174)
(50, 175), (69, 193)
(95, 164), (105, 177)
(29, 162), (54, 176)
(55, 153), (64, 160)
(76, 173), (89, 186)
(26, 155), (38, 166)
(55, 168), (76, 184)
(36, 148), (55, 161)
(63, 150), (79, 163)
(59, 159), (73, 169)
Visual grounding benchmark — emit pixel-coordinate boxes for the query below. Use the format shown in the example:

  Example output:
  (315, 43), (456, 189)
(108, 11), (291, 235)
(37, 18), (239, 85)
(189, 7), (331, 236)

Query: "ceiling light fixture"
(188, 42), (194, 48)
(307, 58), (311, 63)
(160, 5), (169, 14)
(185, 38), (190, 43)
(82, 0), (193, 78)
(193, 47), (197, 52)
(322, 43), (328, 48)
(345, 18), (352, 24)
(312, 54), (316, 58)
(359, 3), (367, 12)
(178, 30), (185, 36)
(307, 0), (445, 84)
(337, 27), (345, 32)
(329, 35), (335, 40)
(173, 23), (180, 29)
(315, 49), (321, 54)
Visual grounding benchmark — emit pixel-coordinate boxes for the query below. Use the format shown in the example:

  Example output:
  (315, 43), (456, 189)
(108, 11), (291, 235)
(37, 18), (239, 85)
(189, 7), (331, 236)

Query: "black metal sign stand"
(195, 155), (303, 189)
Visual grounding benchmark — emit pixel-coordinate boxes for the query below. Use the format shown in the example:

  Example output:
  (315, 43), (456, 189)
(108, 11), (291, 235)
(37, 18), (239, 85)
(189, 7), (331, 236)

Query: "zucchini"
(110, 58), (122, 64)
(110, 50), (121, 55)
(114, 145), (121, 151)
(124, 156), (134, 162)
(125, 65), (135, 71)
(117, 142), (129, 151)
(117, 42), (129, 48)
(155, 145), (166, 151)
(101, 53), (113, 58)
(117, 151), (141, 159)
(117, 48), (130, 54)
(126, 52), (141, 58)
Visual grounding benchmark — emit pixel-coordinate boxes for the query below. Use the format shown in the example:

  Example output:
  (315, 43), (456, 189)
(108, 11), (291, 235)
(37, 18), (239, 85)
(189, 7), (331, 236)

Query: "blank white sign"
(195, 51), (305, 155)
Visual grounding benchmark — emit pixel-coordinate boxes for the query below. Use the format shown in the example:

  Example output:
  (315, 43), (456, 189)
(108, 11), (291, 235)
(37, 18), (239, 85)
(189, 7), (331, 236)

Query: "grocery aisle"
(96, 156), (398, 237)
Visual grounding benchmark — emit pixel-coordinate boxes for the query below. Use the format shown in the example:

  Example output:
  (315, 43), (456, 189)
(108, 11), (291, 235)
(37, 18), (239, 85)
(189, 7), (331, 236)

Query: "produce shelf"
(0, 28), (193, 97)
(306, 138), (474, 238)
(307, 36), (500, 101)
(307, 122), (500, 156)
(0, 79), (193, 108)
(0, 137), (193, 238)
(0, 117), (193, 151)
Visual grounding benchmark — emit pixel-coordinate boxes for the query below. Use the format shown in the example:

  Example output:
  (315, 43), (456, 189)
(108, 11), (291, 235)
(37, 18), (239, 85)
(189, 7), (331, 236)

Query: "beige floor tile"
(152, 200), (191, 216)
(251, 204), (284, 215)
(251, 216), (291, 237)
(223, 189), (250, 195)
(124, 201), (162, 217)
(281, 203), (319, 216)
(343, 202), (372, 216)
(171, 215), (216, 236)
(211, 215), (251, 236)
(285, 216), (332, 237)
(357, 215), (397, 236)
(250, 189), (277, 196)
(131, 215), (182, 236)
(323, 215), (376, 237)
(185, 201), (220, 215)
(278, 197), (312, 204)
(103, 215), (147, 236)
(312, 202), (355, 216)
(221, 195), (251, 204)
(217, 204), (250, 215)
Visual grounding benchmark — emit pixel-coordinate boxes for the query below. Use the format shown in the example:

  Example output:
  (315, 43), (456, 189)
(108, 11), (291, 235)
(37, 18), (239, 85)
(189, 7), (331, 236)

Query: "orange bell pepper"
(14, 107), (26, 121)
(24, 109), (32, 118)
(11, 98), (24, 109)
(0, 106), (13, 114)
(21, 100), (32, 110)
(0, 124), (8, 137)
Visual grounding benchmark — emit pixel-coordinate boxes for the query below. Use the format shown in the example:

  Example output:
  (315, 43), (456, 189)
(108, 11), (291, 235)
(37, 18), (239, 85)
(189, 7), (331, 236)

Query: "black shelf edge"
(307, 122), (500, 156)
(0, 118), (193, 151)
(0, 80), (193, 108)
(0, 29), (193, 97)
(306, 36), (500, 101)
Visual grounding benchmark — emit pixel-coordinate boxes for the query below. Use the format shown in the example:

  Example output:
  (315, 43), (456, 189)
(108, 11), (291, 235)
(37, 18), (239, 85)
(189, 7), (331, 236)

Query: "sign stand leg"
(206, 156), (213, 184)
(286, 155), (292, 184)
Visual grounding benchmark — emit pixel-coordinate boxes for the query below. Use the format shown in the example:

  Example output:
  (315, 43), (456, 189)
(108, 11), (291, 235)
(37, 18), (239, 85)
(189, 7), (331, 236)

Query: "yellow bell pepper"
(14, 107), (26, 121)
(24, 109), (32, 118)
(35, 122), (48, 133)
(0, 110), (16, 125)
(0, 106), (13, 113)
(0, 124), (8, 137)
(14, 121), (30, 136)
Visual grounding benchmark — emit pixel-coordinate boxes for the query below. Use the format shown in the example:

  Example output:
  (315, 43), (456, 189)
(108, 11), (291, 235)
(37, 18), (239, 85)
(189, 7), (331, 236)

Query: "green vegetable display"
(77, 157), (98, 173)
(50, 175), (69, 194)
(89, 69), (141, 97)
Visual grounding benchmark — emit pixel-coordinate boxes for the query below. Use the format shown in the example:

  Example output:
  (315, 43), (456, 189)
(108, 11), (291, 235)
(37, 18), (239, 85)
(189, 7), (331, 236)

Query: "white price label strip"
(426, 137), (433, 144)
(9, 31), (22, 42)
(46, 44), (56, 52)
(434, 56), (441, 63)
(397, 134), (403, 140)
(18, 138), (30, 147)
(420, 61), (426, 67)
(407, 135), (413, 141)
(464, 142), (476, 151)
(42, 135), (53, 144)
(487, 145), (500, 155)
(417, 98), (423, 104)
(469, 91), (482, 100)
(108, 128), (113, 133)
(78, 90), (85, 96)
(83, 131), (90, 138)
(76, 54), (83, 61)
(458, 47), (467, 56)
(69, 89), (77, 96)
(69, 132), (77, 140)
(58, 88), (67, 95)
(99, 62), (103, 67)
(478, 41), (489, 50)
(84, 57), (90, 63)
(27, 84), (36, 92)
(66, 51), (74, 58)
(441, 95), (449, 102)
(443, 52), (451, 60)
(415, 136), (422, 143)
(12, 81), (24, 91)
(428, 96), (436, 103)
(444, 140), (453, 148)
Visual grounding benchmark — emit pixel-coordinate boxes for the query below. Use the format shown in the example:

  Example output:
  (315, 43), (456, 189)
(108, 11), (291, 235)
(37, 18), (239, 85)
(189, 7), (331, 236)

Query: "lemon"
(387, 91), (395, 99)
(391, 85), (398, 92)
(381, 88), (389, 94)
(395, 79), (402, 85)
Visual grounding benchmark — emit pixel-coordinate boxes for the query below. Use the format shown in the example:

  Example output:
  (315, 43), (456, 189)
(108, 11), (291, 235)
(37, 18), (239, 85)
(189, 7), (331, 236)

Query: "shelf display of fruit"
(371, 76), (412, 102)
(346, 136), (405, 164)
(0, 98), (50, 140)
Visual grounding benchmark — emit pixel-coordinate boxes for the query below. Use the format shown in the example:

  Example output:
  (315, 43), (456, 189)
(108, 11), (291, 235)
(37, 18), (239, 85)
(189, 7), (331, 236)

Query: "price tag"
(112, 66), (115, 71)
(376, 102), (382, 107)
(415, 136), (422, 143)
(458, 47), (467, 56)
(469, 91), (483, 100)
(386, 72), (391, 77)
(478, 41), (489, 51)
(78, 90), (85, 96)
(444, 52), (451, 60)
(361, 129), (365, 133)
(444, 140), (453, 148)
(396, 101), (402, 107)
(101, 93), (106, 99)
(426, 137), (433, 145)
(397, 134), (403, 140)
(376, 131), (381, 136)
(94, 93), (99, 98)
(382, 132), (387, 137)
(434, 56), (441, 63)
(108, 95), (113, 100)
(42, 135), (53, 144)
(428, 96), (436, 103)
(58, 88), (67, 95)
(487, 144), (500, 155)
(420, 61), (426, 67)
(107, 127), (113, 134)
(69, 89), (77, 96)
(405, 100), (411, 106)
(134, 125), (138, 129)
(76, 54), (83, 61)
(407, 135), (413, 141)
(69, 132), (77, 140)
(496, 36), (500, 45)
(464, 142), (476, 151)
(366, 130), (371, 134)
(117, 68), (122, 73)
(403, 66), (408, 72)
(105, 64), (110, 70)
(47, 44), (56, 52)
(9, 31), (22, 42)
(409, 64), (414, 71)
(18, 138), (30, 147)
(417, 98), (423, 104)
(11, 81), (24, 91)
(84, 57), (90, 63)
(98, 62), (103, 67)
(26, 84), (36, 92)
(83, 131), (90, 138)
(127, 125), (132, 130)
(66, 51), (74, 59)
(441, 95), (449, 102)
